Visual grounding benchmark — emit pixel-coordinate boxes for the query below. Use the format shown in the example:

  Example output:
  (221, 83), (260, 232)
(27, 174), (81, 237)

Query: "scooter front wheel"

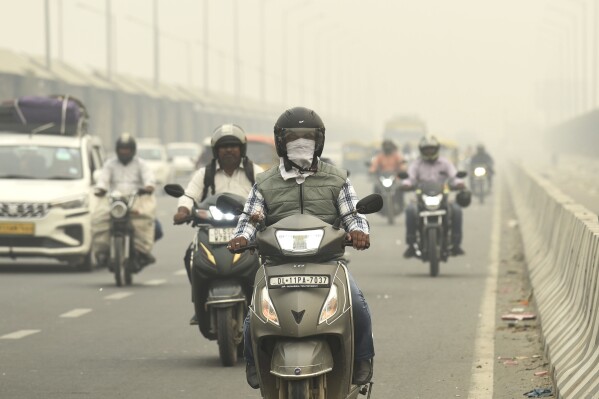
(113, 237), (125, 287)
(287, 379), (310, 399)
(216, 307), (238, 367)
(428, 229), (440, 277)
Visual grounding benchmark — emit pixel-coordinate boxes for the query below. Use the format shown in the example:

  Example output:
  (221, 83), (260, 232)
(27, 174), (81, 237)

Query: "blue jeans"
(244, 271), (374, 363)
(405, 202), (462, 248)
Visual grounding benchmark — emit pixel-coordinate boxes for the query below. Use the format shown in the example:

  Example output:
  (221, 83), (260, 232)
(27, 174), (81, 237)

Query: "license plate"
(268, 275), (330, 289)
(208, 227), (236, 244)
(0, 222), (35, 235)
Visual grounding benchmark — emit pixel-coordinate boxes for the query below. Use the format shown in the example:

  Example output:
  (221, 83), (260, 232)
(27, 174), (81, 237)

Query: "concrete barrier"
(506, 162), (599, 398)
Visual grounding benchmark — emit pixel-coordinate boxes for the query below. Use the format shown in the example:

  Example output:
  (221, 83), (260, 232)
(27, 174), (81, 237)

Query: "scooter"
(164, 184), (260, 367)
(374, 173), (404, 225)
(217, 193), (383, 399)
(470, 164), (489, 204)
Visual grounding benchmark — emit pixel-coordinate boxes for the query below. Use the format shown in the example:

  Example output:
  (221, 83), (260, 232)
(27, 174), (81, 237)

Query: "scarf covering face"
(279, 139), (317, 184)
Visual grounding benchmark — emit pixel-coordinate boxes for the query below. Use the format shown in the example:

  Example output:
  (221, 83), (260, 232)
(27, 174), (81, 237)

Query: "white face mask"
(286, 138), (315, 168)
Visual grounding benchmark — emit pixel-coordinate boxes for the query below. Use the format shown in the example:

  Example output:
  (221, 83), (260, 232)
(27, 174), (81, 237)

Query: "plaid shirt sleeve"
(338, 178), (370, 234)
(232, 184), (265, 241)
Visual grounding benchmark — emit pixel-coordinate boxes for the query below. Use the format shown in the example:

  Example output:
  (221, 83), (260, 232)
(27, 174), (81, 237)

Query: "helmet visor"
(281, 128), (323, 143)
(421, 146), (438, 157)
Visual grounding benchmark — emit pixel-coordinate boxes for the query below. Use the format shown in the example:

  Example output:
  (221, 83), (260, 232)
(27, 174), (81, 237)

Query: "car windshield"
(167, 148), (199, 158)
(137, 147), (164, 161)
(0, 145), (83, 180)
(247, 141), (277, 166)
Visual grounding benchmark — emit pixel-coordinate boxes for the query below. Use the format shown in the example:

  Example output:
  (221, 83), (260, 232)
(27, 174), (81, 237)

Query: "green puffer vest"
(256, 160), (348, 226)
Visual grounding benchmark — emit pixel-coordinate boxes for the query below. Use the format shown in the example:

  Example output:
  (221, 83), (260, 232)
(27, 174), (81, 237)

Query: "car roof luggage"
(0, 95), (89, 136)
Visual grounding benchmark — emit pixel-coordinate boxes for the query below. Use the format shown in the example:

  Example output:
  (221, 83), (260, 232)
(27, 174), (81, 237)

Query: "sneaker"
(245, 363), (260, 389)
(403, 245), (416, 258)
(189, 314), (198, 325)
(353, 358), (373, 385)
(451, 247), (465, 256)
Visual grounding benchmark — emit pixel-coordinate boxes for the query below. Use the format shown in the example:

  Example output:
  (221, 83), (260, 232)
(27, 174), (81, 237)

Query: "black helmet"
(116, 132), (136, 164)
(418, 135), (440, 162)
(456, 189), (472, 207)
(210, 124), (247, 158)
(274, 106), (325, 159)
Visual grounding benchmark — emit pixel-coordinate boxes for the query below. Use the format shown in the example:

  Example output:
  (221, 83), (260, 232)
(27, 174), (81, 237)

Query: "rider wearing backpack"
(172, 124), (264, 324)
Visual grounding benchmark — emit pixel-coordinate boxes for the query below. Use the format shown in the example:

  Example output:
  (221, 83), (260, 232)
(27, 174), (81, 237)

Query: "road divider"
(506, 162), (599, 399)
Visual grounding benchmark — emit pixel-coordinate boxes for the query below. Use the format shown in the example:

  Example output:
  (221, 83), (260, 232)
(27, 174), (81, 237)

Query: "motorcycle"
(164, 184), (260, 367)
(217, 193), (383, 399)
(374, 173), (404, 225)
(107, 189), (152, 286)
(470, 164), (490, 204)
(400, 171), (466, 277)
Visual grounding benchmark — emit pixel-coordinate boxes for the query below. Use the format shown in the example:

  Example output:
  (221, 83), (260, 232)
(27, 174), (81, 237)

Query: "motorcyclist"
(469, 144), (495, 191)
(368, 139), (406, 175)
(173, 124), (264, 325)
(93, 132), (157, 269)
(402, 135), (466, 257)
(227, 106), (375, 389)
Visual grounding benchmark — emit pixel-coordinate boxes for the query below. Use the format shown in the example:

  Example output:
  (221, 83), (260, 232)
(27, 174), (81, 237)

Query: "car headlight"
(474, 167), (487, 177)
(261, 286), (279, 325)
(52, 195), (88, 210)
(422, 194), (443, 209)
(110, 200), (128, 218)
(275, 229), (324, 254)
(209, 205), (236, 221)
(381, 177), (394, 188)
(319, 284), (338, 324)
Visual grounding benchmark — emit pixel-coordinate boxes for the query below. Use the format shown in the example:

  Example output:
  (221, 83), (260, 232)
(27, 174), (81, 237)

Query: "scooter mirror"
(216, 194), (245, 216)
(456, 171), (468, 178)
(398, 171), (409, 179)
(164, 184), (185, 198)
(356, 193), (384, 214)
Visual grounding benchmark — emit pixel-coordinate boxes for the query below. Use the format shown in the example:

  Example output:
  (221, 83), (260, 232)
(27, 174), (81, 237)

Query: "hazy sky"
(1, 0), (589, 146)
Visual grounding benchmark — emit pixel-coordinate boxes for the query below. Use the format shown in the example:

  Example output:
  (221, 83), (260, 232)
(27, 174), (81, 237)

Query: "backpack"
(200, 157), (255, 201)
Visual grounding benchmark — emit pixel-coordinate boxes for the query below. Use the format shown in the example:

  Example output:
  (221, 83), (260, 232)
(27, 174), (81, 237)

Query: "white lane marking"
(173, 270), (187, 276)
(0, 330), (41, 339)
(60, 308), (93, 318)
(104, 292), (133, 300)
(143, 279), (167, 286)
(468, 184), (501, 399)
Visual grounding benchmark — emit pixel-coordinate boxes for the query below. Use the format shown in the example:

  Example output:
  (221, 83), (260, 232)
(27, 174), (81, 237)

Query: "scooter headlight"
(261, 286), (279, 326)
(275, 229), (324, 254)
(318, 284), (338, 324)
(110, 201), (128, 219)
(474, 167), (487, 177)
(209, 206), (236, 221)
(422, 194), (443, 210)
(380, 177), (394, 188)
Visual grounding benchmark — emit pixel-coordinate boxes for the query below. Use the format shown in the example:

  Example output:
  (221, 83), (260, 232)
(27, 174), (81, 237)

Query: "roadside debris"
(501, 313), (536, 321)
(523, 387), (552, 397)
(534, 371), (549, 377)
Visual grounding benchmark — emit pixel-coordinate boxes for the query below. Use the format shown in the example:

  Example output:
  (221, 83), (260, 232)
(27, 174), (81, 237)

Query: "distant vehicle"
(246, 134), (278, 171)
(383, 115), (428, 151)
(0, 95), (105, 270)
(341, 141), (377, 175)
(136, 142), (174, 187)
(166, 142), (202, 176)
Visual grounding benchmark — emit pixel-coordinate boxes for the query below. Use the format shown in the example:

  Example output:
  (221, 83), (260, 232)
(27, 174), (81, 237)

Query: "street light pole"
(260, 0), (266, 105)
(106, 0), (113, 81)
(44, 0), (51, 70)
(153, 0), (160, 88)
(203, 0), (209, 93)
(234, 0), (240, 103)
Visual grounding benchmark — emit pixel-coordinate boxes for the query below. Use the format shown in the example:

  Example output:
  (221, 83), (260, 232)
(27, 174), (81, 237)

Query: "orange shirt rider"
(369, 151), (406, 175)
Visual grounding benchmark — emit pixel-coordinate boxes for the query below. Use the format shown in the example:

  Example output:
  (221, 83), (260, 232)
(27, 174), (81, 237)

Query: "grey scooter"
(217, 194), (383, 399)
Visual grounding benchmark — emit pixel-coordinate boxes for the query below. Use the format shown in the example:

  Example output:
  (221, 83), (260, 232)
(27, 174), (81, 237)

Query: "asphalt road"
(0, 173), (508, 399)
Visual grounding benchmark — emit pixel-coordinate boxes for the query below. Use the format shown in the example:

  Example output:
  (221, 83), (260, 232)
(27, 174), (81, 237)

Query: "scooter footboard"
(270, 338), (333, 378)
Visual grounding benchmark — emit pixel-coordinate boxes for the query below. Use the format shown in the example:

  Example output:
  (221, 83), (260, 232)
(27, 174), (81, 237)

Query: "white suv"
(0, 132), (105, 270)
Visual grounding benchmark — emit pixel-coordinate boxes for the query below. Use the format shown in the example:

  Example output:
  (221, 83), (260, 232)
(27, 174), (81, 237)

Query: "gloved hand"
(173, 207), (191, 225)
(347, 230), (370, 250)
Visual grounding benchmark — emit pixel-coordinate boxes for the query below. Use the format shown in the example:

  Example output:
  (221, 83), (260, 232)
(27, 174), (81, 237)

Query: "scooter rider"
(369, 139), (406, 175)
(402, 135), (466, 257)
(173, 124), (264, 325)
(227, 106), (375, 389)
(93, 132), (157, 269)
